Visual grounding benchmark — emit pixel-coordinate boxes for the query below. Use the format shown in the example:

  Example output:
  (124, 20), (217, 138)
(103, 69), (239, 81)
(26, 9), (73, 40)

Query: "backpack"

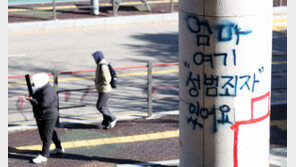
(100, 63), (117, 88)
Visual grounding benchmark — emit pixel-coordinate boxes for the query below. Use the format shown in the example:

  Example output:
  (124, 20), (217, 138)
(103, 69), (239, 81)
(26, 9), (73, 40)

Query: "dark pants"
(36, 117), (62, 157)
(96, 93), (116, 126)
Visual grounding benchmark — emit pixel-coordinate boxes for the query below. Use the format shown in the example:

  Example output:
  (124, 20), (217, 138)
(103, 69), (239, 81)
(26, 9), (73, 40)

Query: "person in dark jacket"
(25, 73), (64, 164)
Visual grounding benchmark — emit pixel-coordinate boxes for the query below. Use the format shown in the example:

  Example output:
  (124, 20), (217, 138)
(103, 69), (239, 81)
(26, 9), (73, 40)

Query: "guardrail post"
(53, 69), (60, 127)
(113, 0), (117, 16)
(91, 0), (100, 15)
(147, 61), (153, 117)
(53, 0), (57, 20)
(279, 0), (283, 6)
(170, 0), (174, 13)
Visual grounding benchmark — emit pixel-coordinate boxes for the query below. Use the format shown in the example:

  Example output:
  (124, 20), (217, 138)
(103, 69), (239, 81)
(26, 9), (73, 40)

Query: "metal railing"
(8, 56), (287, 125)
(8, 61), (179, 126)
(8, 0), (177, 21)
(49, 61), (178, 125)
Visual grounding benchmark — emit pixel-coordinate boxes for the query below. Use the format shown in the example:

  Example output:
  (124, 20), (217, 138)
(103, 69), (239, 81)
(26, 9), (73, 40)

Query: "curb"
(14, 129), (179, 151)
(116, 159), (179, 167)
(8, 110), (179, 132)
(8, 12), (178, 31)
(116, 147), (287, 167)
(8, 6), (287, 31)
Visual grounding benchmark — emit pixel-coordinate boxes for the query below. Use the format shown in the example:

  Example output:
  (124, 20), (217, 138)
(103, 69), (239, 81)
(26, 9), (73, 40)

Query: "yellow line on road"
(8, 59), (287, 86)
(273, 25), (287, 30)
(119, 69), (178, 77)
(8, 69), (178, 86)
(273, 19), (287, 24)
(273, 26), (287, 30)
(272, 61), (287, 65)
(8, 59), (288, 87)
(272, 18), (287, 33)
(9, 118), (285, 153)
(11, 130), (179, 152)
(272, 26), (287, 35)
(270, 120), (287, 131)
(9, 80), (54, 86)
(153, 69), (178, 74)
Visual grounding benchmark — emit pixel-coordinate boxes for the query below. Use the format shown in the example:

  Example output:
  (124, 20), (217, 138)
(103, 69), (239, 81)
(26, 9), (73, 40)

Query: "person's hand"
(25, 95), (32, 101)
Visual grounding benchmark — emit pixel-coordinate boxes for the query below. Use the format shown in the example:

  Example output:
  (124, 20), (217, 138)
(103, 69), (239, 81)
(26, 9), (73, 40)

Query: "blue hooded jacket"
(92, 51), (104, 64)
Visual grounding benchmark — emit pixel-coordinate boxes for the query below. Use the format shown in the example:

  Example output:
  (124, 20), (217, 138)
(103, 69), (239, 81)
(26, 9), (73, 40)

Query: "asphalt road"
(8, 20), (286, 126)
(8, 21), (178, 75)
(8, 21), (179, 126)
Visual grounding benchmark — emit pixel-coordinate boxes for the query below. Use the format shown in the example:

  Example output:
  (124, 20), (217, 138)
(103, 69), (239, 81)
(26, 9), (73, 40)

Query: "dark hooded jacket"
(30, 74), (59, 119)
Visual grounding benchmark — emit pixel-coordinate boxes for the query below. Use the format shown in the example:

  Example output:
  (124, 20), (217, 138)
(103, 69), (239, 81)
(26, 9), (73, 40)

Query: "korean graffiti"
(185, 70), (261, 97)
(192, 50), (237, 69)
(183, 14), (264, 132)
(186, 15), (252, 46)
(186, 101), (233, 133)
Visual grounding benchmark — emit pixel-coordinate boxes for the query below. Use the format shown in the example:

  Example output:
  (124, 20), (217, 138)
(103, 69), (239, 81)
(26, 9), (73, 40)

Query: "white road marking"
(8, 54), (26, 57)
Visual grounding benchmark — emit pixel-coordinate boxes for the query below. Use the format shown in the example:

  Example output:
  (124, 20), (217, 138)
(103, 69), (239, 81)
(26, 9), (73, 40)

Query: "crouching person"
(25, 73), (64, 164)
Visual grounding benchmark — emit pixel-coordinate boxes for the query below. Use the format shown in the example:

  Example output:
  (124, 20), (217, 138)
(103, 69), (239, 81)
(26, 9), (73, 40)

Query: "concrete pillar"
(178, 0), (273, 167)
(91, 0), (99, 15)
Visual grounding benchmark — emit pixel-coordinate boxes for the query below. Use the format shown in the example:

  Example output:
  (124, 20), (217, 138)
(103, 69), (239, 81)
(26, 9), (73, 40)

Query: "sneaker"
(32, 154), (47, 164)
(50, 148), (65, 154)
(98, 124), (109, 129)
(109, 118), (118, 129)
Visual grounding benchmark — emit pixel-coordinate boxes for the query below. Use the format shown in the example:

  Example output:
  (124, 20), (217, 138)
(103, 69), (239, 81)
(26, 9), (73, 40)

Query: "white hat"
(32, 73), (50, 90)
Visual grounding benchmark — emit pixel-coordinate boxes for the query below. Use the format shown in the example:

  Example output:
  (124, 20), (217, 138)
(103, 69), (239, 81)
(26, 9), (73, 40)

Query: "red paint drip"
(81, 86), (92, 102)
(64, 91), (70, 102)
(17, 97), (25, 110)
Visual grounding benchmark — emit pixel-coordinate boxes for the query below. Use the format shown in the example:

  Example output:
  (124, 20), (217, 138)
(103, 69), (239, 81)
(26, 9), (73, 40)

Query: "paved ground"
(8, 0), (178, 23)
(8, 2), (287, 167)
(8, 103), (286, 166)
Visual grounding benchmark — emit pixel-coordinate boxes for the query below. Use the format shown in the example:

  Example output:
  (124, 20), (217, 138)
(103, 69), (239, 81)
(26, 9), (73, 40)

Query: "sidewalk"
(8, 114), (287, 167)
(9, 115), (180, 167)
(8, 103), (287, 167)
